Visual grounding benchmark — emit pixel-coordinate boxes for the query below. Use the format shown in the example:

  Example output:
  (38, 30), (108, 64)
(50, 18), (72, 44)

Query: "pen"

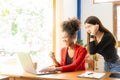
(88, 73), (93, 75)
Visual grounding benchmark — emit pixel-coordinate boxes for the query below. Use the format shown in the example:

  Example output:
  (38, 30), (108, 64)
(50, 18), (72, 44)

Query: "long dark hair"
(84, 16), (117, 47)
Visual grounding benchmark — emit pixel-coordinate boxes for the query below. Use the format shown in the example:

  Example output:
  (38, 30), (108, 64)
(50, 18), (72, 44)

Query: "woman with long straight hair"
(84, 16), (120, 72)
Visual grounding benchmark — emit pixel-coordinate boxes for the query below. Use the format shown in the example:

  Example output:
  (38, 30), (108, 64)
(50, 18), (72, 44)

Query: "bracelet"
(90, 35), (96, 39)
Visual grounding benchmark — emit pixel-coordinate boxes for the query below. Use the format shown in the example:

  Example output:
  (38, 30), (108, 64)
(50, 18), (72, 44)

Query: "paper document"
(77, 71), (105, 79)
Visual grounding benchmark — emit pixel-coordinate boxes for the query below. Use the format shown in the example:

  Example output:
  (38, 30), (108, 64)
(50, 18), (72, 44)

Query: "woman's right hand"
(49, 51), (55, 59)
(49, 51), (59, 66)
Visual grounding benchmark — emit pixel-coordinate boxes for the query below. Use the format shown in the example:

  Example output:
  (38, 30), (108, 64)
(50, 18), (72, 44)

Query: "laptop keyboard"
(36, 71), (57, 75)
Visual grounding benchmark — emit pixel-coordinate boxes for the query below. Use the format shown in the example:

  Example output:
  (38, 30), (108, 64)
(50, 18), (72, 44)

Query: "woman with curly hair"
(39, 18), (87, 72)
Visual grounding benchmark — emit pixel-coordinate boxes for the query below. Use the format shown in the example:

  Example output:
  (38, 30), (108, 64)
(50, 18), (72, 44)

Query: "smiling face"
(61, 18), (80, 47)
(62, 31), (75, 47)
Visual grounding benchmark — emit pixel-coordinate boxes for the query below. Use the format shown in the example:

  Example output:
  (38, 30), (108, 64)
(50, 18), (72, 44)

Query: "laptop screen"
(17, 53), (36, 74)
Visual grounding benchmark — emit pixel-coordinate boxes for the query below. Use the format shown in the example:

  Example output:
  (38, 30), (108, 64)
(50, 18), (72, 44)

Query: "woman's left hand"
(91, 24), (99, 35)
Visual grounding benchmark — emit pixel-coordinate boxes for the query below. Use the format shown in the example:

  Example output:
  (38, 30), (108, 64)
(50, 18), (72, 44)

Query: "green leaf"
(3, 9), (10, 16)
(76, 38), (87, 47)
(11, 22), (18, 35)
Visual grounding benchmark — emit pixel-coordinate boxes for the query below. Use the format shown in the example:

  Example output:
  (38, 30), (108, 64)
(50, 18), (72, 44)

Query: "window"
(113, 2), (120, 56)
(93, 0), (120, 3)
(116, 6), (120, 41)
(0, 0), (54, 69)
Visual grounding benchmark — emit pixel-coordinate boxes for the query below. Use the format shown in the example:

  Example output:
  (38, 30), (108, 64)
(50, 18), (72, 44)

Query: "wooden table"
(0, 70), (120, 80)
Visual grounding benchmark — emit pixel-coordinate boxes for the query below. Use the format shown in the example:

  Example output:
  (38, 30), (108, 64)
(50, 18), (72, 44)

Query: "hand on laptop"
(39, 66), (56, 72)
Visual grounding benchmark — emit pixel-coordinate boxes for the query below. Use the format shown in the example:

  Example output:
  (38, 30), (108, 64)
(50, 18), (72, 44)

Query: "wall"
(63, 0), (77, 20)
(81, 0), (113, 44)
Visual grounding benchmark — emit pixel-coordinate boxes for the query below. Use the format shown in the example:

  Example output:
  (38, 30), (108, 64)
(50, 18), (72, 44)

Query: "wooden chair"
(86, 59), (95, 71)
(86, 54), (95, 71)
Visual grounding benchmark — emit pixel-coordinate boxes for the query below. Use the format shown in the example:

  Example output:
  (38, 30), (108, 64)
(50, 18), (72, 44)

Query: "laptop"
(17, 53), (57, 75)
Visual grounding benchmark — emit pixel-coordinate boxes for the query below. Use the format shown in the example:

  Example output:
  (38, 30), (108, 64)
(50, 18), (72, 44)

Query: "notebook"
(17, 53), (57, 75)
(77, 71), (105, 79)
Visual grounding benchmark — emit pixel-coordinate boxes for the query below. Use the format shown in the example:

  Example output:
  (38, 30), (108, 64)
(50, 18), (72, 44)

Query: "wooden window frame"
(93, 0), (120, 4)
(113, 2), (120, 47)
(53, 0), (56, 52)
